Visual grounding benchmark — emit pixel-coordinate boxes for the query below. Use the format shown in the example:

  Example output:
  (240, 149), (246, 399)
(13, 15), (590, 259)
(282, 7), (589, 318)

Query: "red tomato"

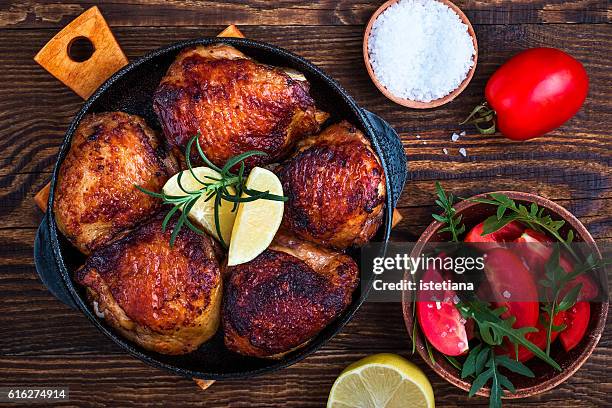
(485, 48), (589, 140)
(557, 256), (599, 301)
(514, 229), (553, 276)
(559, 301), (590, 352)
(497, 311), (565, 362)
(464, 220), (524, 243)
(417, 267), (468, 356)
(515, 230), (599, 300)
(484, 248), (539, 328)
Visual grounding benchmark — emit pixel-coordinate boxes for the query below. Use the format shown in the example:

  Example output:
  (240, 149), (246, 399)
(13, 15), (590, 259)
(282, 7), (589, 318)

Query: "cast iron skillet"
(34, 37), (407, 380)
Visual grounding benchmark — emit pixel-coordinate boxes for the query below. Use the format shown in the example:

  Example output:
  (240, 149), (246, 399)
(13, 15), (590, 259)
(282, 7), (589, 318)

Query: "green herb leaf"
(461, 344), (482, 378)
(432, 182), (465, 242)
(469, 368), (492, 397)
(495, 355), (535, 377)
(136, 134), (288, 248)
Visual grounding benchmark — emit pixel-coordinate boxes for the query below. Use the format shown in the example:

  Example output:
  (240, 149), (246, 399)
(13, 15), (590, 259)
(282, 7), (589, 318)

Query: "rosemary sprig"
(136, 133), (287, 248)
(468, 193), (577, 259)
(432, 182), (465, 242)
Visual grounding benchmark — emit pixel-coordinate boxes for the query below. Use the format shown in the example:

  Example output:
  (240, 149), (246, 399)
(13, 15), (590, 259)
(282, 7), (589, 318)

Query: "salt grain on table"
(367, 0), (476, 102)
(451, 132), (460, 142)
(459, 147), (467, 157)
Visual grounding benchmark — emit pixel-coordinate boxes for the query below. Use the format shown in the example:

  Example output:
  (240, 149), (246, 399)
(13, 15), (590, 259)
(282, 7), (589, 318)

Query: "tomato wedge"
(515, 230), (599, 301)
(497, 311), (565, 362)
(484, 248), (539, 329)
(465, 220), (524, 243)
(515, 229), (553, 276)
(417, 267), (468, 356)
(559, 301), (590, 352)
(558, 256), (599, 301)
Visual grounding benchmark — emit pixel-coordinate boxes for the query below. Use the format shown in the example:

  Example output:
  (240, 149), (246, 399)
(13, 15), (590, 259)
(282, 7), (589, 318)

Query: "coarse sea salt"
(368, 0), (475, 102)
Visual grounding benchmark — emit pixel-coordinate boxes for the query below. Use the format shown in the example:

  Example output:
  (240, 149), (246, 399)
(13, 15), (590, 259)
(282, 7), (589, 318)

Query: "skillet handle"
(362, 109), (407, 208)
(34, 213), (77, 309)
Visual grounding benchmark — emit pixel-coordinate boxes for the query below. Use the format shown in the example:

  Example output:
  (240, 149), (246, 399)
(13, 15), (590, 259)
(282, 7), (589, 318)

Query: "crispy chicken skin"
(222, 232), (359, 358)
(276, 121), (386, 249)
(53, 112), (178, 255)
(76, 214), (222, 355)
(153, 44), (326, 168)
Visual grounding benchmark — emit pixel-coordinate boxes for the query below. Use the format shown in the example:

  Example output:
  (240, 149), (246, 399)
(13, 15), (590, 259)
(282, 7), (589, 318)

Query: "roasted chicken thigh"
(276, 121), (386, 249)
(76, 214), (222, 355)
(54, 112), (177, 254)
(153, 44), (327, 168)
(222, 231), (359, 358)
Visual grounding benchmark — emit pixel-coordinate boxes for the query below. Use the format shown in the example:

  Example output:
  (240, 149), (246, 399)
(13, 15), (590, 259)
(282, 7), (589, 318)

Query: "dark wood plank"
(0, 0), (608, 29)
(0, 10), (610, 408)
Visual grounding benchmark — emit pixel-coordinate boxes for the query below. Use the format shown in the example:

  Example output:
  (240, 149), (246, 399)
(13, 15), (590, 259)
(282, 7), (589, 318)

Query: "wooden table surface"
(0, 1), (610, 407)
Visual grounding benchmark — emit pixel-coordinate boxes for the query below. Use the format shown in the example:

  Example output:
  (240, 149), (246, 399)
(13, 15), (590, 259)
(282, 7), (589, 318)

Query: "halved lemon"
(327, 353), (435, 408)
(227, 167), (284, 266)
(162, 167), (236, 244)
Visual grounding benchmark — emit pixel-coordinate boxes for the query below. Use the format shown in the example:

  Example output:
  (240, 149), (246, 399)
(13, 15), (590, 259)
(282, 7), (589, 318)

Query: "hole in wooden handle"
(67, 36), (95, 63)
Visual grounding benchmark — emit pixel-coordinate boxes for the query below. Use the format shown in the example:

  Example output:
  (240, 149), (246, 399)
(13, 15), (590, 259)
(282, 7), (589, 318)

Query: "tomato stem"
(460, 102), (497, 135)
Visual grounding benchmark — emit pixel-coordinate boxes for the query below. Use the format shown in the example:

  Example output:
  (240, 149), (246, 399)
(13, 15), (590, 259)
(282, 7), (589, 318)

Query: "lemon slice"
(327, 354), (435, 408)
(163, 167), (236, 244)
(227, 167), (284, 266)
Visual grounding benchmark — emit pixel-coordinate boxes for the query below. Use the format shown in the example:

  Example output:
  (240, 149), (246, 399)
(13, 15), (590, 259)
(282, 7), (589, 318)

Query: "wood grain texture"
(0, 1), (610, 407)
(0, 0), (609, 28)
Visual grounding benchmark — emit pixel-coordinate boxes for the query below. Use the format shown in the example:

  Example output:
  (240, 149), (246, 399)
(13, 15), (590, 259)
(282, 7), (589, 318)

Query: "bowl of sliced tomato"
(402, 188), (608, 405)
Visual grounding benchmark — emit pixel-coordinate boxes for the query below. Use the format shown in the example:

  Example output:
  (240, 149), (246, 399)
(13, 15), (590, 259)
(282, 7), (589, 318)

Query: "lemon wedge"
(162, 167), (236, 244)
(327, 354), (435, 408)
(227, 167), (284, 266)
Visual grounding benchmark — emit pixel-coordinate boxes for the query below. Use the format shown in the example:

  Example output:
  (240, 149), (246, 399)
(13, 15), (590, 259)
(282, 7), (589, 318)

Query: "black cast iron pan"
(34, 37), (407, 380)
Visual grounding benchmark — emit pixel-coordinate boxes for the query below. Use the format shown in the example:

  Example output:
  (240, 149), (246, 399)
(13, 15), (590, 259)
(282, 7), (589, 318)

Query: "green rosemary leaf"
(176, 169), (199, 195)
(162, 204), (181, 232)
(185, 135), (209, 185)
(138, 133), (290, 248)
(213, 192), (227, 249)
(183, 216), (206, 235)
(192, 133), (223, 173)
(221, 150), (267, 175)
(134, 184), (165, 199)
(169, 212), (185, 247)
(203, 191), (216, 203)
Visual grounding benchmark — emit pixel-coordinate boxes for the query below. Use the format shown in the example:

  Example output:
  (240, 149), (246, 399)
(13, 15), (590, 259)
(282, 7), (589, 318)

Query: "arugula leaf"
(432, 182), (465, 242)
(467, 346), (533, 408)
(461, 344), (482, 378)
(458, 301), (561, 371)
(468, 194), (577, 259)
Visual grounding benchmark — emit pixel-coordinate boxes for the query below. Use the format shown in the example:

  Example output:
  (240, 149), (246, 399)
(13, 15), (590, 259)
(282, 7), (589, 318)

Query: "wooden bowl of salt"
(363, 0), (478, 109)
